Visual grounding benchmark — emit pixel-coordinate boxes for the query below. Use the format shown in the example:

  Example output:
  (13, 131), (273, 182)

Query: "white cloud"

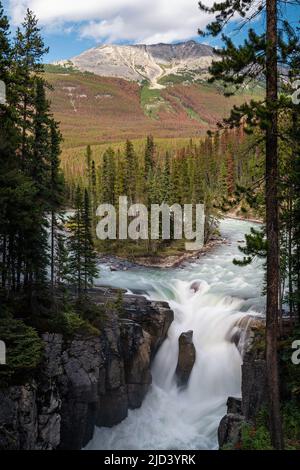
(8, 0), (215, 44)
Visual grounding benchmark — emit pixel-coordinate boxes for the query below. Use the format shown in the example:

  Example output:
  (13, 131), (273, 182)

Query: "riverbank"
(133, 236), (226, 268)
(96, 215), (262, 270)
(226, 215), (263, 224)
(97, 236), (226, 270)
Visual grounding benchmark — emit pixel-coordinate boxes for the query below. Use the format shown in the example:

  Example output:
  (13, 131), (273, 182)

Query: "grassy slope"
(45, 68), (263, 179)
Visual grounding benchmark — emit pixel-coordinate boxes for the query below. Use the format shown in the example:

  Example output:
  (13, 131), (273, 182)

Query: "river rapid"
(85, 218), (265, 450)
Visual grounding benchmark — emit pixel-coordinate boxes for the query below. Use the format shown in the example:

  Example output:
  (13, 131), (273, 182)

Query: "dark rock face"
(218, 396), (244, 448)
(138, 41), (215, 62)
(58, 335), (104, 450)
(217, 318), (267, 449)
(0, 384), (38, 450)
(218, 413), (245, 449)
(0, 290), (174, 450)
(242, 355), (267, 421)
(121, 295), (174, 357)
(175, 331), (196, 387)
(120, 320), (152, 409)
(227, 397), (242, 415)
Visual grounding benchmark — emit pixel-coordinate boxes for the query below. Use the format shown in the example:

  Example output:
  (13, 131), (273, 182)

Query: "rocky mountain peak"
(55, 41), (216, 89)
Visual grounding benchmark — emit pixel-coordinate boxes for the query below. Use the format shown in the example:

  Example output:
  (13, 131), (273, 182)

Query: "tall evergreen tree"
(67, 187), (98, 295)
(101, 148), (115, 204)
(85, 145), (92, 192)
(125, 139), (137, 203)
(49, 120), (64, 291)
(68, 187), (84, 295)
(82, 189), (98, 292)
(13, 9), (48, 171)
(198, 0), (300, 448)
(145, 135), (155, 176)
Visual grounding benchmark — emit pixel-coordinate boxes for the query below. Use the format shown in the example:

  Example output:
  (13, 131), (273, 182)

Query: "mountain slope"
(47, 41), (263, 150)
(46, 69), (262, 149)
(56, 41), (216, 88)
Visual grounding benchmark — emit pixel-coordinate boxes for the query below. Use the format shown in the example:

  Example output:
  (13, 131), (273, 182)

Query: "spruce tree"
(85, 145), (92, 191)
(198, 0), (300, 448)
(68, 187), (84, 295)
(145, 135), (155, 176)
(101, 148), (115, 204)
(67, 187), (98, 296)
(55, 231), (69, 286)
(82, 189), (98, 292)
(125, 139), (137, 203)
(13, 9), (48, 171)
(49, 120), (64, 291)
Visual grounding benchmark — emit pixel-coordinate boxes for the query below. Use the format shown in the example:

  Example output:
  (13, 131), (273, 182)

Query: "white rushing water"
(85, 218), (265, 450)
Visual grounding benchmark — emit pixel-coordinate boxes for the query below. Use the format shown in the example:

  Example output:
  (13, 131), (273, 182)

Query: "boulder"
(218, 413), (245, 449)
(227, 396), (242, 414)
(190, 281), (201, 292)
(175, 331), (196, 387)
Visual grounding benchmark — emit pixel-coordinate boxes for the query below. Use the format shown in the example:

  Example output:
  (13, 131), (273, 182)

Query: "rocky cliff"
(218, 316), (267, 449)
(0, 288), (174, 450)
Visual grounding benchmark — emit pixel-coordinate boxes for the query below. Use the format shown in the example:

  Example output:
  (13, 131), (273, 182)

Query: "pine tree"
(13, 9), (48, 171)
(0, 1), (10, 84)
(67, 187), (98, 296)
(49, 120), (64, 291)
(125, 139), (137, 203)
(68, 187), (84, 295)
(82, 189), (98, 292)
(0, 2), (15, 289)
(55, 230), (69, 286)
(198, 0), (300, 448)
(101, 148), (115, 204)
(85, 145), (92, 191)
(31, 78), (51, 197)
(161, 152), (171, 204)
(145, 135), (155, 176)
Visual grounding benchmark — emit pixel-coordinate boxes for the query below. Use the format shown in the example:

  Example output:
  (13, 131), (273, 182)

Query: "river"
(85, 218), (265, 450)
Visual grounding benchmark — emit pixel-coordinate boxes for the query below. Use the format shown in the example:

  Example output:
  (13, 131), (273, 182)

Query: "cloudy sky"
(2, 0), (269, 62)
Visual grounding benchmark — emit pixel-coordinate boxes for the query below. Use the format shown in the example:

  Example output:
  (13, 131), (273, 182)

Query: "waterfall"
(85, 219), (265, 450)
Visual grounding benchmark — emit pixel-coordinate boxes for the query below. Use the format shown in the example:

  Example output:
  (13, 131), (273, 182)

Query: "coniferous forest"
(0, 0), (300, 455)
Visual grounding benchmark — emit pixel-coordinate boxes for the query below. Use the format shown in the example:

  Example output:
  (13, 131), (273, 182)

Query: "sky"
(1, 0), (298, 63)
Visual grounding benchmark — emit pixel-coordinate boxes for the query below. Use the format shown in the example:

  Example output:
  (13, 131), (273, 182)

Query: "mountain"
(46, 41), (263, 153)
(55, 40), (216, 88)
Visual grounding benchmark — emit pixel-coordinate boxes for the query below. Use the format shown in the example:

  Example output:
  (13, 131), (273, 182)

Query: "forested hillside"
(64, 130), (264, 256)
(45, 67), (262, 148)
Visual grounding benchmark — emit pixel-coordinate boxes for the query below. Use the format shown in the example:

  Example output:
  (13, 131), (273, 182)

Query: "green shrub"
(0, 318), (43, 387)
(282, 401), (300, 448)
(241, 423), (274, 450)
(114, 290), (125, 317)
(49, 311), (100, 338)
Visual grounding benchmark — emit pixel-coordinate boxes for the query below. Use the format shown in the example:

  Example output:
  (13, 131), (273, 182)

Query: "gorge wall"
(0, 288), (174, 450)
(218, 317), (268, 449)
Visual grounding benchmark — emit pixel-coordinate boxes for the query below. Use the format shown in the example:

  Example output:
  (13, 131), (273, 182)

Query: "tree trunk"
(265, 0), (284, 450)
(1, 234), (7, 289)
(51, 210), (55, 293)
